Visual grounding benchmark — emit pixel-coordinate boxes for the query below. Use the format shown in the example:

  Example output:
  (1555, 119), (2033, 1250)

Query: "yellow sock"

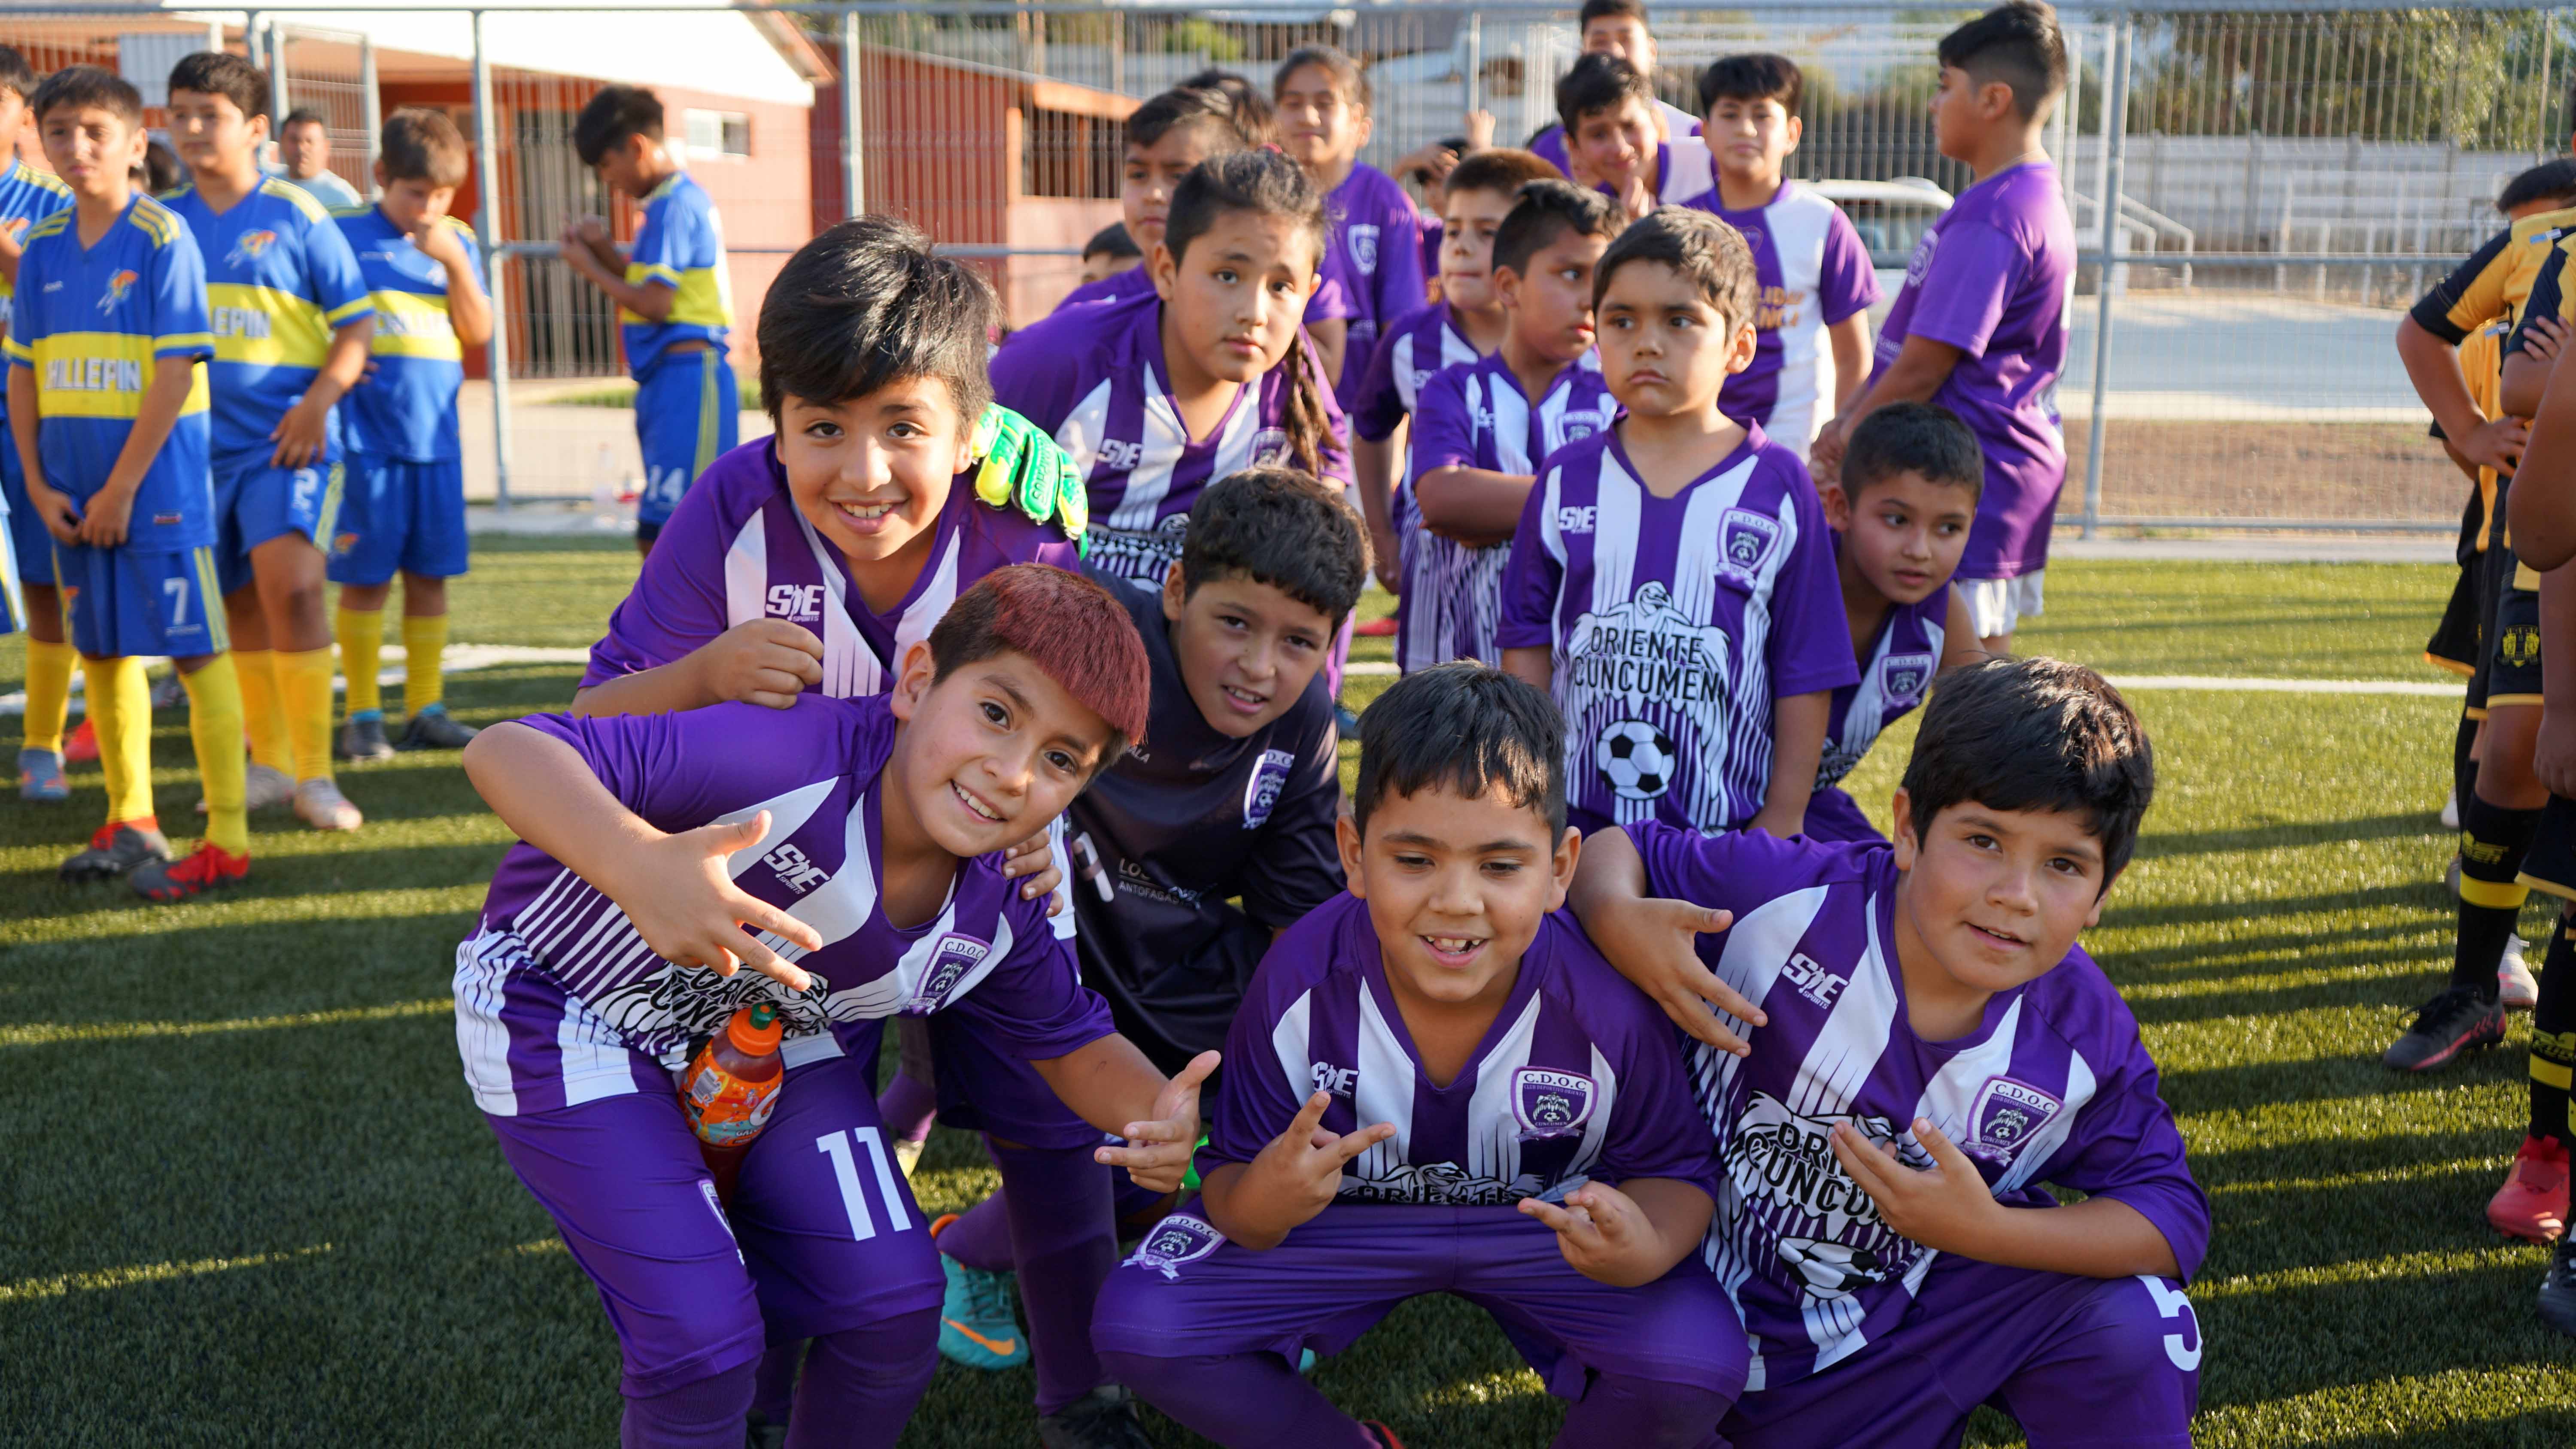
(22, 637), (75, 754)
(181, 655), (250, 857)
(79, 655), (154, 824)
(338, 606), (385, 716)
(277, 645), (337, 784)
(402, 612), (449, 716)
(236, 649), (292, 774)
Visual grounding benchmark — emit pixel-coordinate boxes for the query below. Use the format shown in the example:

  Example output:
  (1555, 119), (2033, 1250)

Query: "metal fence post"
(841, 9), (865, 218)
(359, 35), (381, 201)
(267, 22), (290, 137)
(2080, 13), (2132, 540)
(1465, 15), (1482, 121)
(471, 10), (514, 512)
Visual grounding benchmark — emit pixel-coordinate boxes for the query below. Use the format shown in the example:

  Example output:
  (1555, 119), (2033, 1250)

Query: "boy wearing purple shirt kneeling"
(1094, 663), (1746, 1449)
(1574, 656), (2207, 1449)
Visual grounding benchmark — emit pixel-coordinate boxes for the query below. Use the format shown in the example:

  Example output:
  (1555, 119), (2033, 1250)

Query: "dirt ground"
(2059, 420), (2462, 527)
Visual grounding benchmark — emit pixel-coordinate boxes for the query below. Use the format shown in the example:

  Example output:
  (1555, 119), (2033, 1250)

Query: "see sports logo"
(226, 230), (279, 267)
(97, 270), (138, 313)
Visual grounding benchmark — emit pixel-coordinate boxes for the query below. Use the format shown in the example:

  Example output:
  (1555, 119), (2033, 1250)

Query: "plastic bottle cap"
(730, 1003), (784, 1053)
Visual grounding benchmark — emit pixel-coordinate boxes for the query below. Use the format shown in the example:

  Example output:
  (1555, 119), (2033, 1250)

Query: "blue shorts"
(215, 454), (345, 596)
(0, 431), (55, 589)
(634, 349), (739, 531)
(59, 541), (229, 659)
(327, 455), (469, 586)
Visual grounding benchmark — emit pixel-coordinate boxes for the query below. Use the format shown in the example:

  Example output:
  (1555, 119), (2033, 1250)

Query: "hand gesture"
(1097, 1050), (1221, 1193)
(1517, 1179), (1664, 1286)
(998, 826), (1066, 914)
(1808, 420), (1847, 487)
(412, 213), (471, 269)
(1828, 1116), (1999, 1258)
(1465, 109), (1496, 152)
(689, 618), (824, 709)
(2460, 415), (2529, 475)
(1241, 1091), (1397, 1233)
(2527, 315), (2572, 369)
(968, 404), (1087, 538)
(270, 397), (331, 467)
(1393, 141), (1461, 187)
(74, 486), (131, 547)
(24, 478), (81, 545)
(1616, 173), (1656, 224)
(609, 810), (828, 991)
(1599, 898), (1764, 1055)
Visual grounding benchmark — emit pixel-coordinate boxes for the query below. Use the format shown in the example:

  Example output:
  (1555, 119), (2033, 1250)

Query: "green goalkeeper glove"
(968, 404), (1088, 542)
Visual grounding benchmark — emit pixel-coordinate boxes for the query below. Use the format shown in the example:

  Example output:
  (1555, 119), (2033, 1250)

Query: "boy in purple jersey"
(1574, 656), (2204, 1448)
(1501, 207), (1854, 838)
(1079, 222), (1140, 285)
(1810, 3), (2076, 655)
(1682, 55), (1880, 453)
(1555, 54), (1715, 221)
(1527, 0), (1702, 180)
(1094, 663), (1744, 1449)
(1349, 149), (1554, 595)
(1408, 179), (1623, 674)
(1809, 403), (1985, 844)
(1274, 46), (1428, 409)
(455, 565), (1218, 1449)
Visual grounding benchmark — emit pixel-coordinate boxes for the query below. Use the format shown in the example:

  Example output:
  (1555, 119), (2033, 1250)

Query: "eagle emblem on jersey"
(904, 933), (993, 1016)
(227, 229), (279, 267)
(1512, 1067), (1596, 1140)
(1716, 508), (1783, 588)
(1347, 223), (1381, 275)
(1243, 748), (1296, 829)
(1880, 651), (1935, 704)
(1729, 1091), (1932, 1303)
(1124, 1214), (1227, 1279)
(1965, 1076), (2062, 1167)
(98, 269), (138, 314)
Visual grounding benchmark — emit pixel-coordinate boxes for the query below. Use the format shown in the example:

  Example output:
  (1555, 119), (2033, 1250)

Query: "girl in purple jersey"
(1273, 45), (1428, 408)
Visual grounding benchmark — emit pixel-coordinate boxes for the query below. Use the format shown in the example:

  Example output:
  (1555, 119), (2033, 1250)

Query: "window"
(684, 109), (752, 161)
(1022, 106), (1119, 200)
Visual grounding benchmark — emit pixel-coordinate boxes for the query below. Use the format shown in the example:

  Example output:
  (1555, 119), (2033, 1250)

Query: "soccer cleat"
(336, 715), (396, 763)
(63, 715), (97, 764)
(1353, 616), (1397, 637)
(129, 840), (250, 902)
(1359, 1423), (1406, 1449)
(744, 1410), (789, 1449)
(2443, 789), (2462, 831)
(2489, 1135), (2570, 1243)
(202, 763), (295, 815)
(295, 777), (364, 832)
(59, 821), (171, 881)
(932, 1222), (1027, 1370)
(1335, 703), (1362, 736)
(149, 670), (186, 711)
(18, 748), (67, 803)
(2542, 1236), (2576, 1337)
(398, 706), (480, 751)
(1036, 1385), (1156, 1449)
(2502, 936), (2539, 1012)
(2382, 984), (2508, 1071)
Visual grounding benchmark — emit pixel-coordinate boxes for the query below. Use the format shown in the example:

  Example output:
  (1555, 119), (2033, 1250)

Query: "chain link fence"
(6, 3), (2572, 531)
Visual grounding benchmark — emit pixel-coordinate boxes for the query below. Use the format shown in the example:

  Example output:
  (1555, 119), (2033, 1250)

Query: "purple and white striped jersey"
(1676, 182), (1880, 447)
(1319, 164), (1429, 408)
(1401, 351), (1619, 672)
(1041, 262), (1354, 329)
(1625, 823), (2208, 1392)
(456, 696), (1114, 1117)
(1497, 425), (1855, 832)
(1818, 576), (1950, 790)
(988, 288), (1352, 594)
(1200, 893), (1718, 1206)
(1349, 301), (1480, 446)
(581, 437), (1081, 700)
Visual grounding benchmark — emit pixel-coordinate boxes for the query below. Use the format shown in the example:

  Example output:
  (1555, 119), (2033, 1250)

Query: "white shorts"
(1957, 571), (2045, 640)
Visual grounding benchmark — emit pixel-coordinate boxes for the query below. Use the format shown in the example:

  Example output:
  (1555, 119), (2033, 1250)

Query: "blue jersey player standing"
(560, 85), (737, 556)
(0, 45), (75, 801)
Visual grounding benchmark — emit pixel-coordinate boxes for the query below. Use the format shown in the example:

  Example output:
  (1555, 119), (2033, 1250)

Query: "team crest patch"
(1243, 748), (1296, 829)
(1904, 227), (1940, 288)
(332, 531), (359, 557)
(1880, 651), (1935, 704)
(1717, 508), (1783, 586)
(226, 229), (279, 267)
(903, 933), (992, 1015)
(1250, 428), (1291, 466)
(1561, 418), (1599, 445)
(2505, 625), (2543, 669)
(1965, 1076), (2062, 1165)
(1124, 1214), (1226, 1279)
(1347, 224), (1381, 275)
(1511, 1067), (1596, 1140)
(98, 269), (138, 313)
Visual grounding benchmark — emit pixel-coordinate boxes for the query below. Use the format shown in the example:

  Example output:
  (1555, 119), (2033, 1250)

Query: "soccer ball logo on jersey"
(1243, 748), (1296, 829)
(1597, 720), (1677, 801)
(97, 269), (138, 314)
(1512, 1068), (1596, 1141)
(1347, 224), (1381, 276)
(1729, 1091), (1932, 1302)
(1717, 509), (1783, 589)
(1965, 1076), (2063, 1167)
(227, 229), (279, 268)
(904, 933), (992, 1015)
(1880, 651), (1935, 705)
(1124, 1215), (1227, 1279)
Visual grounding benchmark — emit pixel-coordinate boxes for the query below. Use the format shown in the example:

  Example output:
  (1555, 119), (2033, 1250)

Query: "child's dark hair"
(1164, 151), (1336, 480)
(1129, 82), (1267, 156)
(1182, 468), (1370, 624)
(1593, 206), (1756, 333)
(1353, 662), (1566, 837)
(0, 45), (37, 103)
(1556, 52), (1657, 136)
(2500, 158), (2576, 215)
(1178, 69), (1278, 147)
(1084, 221), (1139, 262)
(756, 215), (995, 427)
(282, 105), (328, 133)
(1273, 45), (1370, 114)
(573, 85), (664, 168)
(1938, 2), (2069, 121)
(1901, 656), (2154, 885)
(1843, 402), (1984, 503)
(32, 66), (143, 128)
(1493, 178), (1623, 280)
(1698, 53), (1804, 118)
(380, 107), (470, 189)
(928, 564), (1152, 764)
(168, 51), (268, 121)
(1444, 149), (1563, 206)
(140, 137), (181, 194)
(1580, 0), (1651, 32)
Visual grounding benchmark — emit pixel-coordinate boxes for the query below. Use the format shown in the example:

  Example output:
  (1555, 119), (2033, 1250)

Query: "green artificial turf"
(6, 548), (2574, 1445)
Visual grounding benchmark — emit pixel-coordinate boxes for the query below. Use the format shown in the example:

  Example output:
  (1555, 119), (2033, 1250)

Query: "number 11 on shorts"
(817, 1127), (916, 1242)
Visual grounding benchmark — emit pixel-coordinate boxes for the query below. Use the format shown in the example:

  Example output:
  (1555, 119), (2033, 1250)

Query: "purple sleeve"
(1593, 1009), (1719, 1197)
(1902, 220), (2028, 359)
(1624, 819), (1820, 924)
(2027, 1006), (2212, 1282)
(1309, 345), (1355, 495)
(514, 697), (854, 831)
(1349, 323), (1409, 443)
(1236, 704), (1346, 928)
(947, 907), (1121, 1060)
(1817, 206), (1883, 326)
(988, 323), (1088, 434)
(1530, 126), (1571, 177)
(1199, 945), (1320, 1174)
(1370, 188), (1428, 327)
(1407, 366), (1479, 476)
(1305, 274), (1358, 324)
(580, 474), (735, 686)
(1493, 468), (1563, 650)
(1765, 466), (1862, 698)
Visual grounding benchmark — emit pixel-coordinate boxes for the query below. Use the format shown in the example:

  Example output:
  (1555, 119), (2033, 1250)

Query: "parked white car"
(1812, 177), (1953, 323)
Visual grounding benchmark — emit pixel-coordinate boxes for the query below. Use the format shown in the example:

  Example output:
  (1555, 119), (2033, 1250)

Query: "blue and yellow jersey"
(161, 178), (374, 467)
(334, 205), (482, 462)
(3, 194), (216, 553)
(621, 171), (731, 380)
(0, 156), (75, 428)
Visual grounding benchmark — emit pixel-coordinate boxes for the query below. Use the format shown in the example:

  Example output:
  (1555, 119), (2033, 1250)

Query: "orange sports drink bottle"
(678, 1003), (785, 1202)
